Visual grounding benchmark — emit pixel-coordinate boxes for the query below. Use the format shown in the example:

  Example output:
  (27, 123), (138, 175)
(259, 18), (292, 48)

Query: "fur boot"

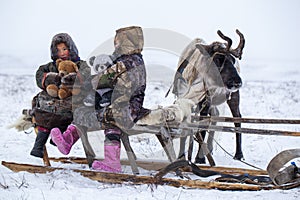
(92, 128), (121, 173)
(30, 130), (49, 158)
(92, 141), (121, 173)
(50, 124), (80, 155)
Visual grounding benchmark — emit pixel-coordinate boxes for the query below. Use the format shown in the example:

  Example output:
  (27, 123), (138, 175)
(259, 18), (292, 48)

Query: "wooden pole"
(193, 116), (300, 124)
(184, 124), (300, 137)
(129, 124), (300, 137)
(42, 147), (51, 166)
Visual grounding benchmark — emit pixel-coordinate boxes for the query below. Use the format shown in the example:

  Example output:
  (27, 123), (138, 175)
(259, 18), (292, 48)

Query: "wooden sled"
(34, 115), (300, 173)
(7, 113), (300, 190)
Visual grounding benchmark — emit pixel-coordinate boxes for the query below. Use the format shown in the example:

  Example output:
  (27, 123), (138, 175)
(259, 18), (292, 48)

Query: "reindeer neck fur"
(178, 39), (229, 106)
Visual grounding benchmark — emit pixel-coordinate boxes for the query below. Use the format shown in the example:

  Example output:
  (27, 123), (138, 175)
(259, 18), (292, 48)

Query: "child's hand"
(44, 72), (61, 87)
(61, 72), (77, 85)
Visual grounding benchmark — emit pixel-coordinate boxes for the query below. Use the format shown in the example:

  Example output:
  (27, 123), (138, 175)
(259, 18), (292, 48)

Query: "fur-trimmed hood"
(113, 26), (144, 56)
(50, 33), (79, 62)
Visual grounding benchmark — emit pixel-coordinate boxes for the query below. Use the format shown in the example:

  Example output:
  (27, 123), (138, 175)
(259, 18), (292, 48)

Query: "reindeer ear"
(56, 58), (63, 66)
(196, 44), (210, 55)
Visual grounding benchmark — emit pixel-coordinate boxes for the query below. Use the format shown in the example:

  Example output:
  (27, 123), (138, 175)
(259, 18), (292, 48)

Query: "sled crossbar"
(128, 123), (300, 137)
(193, 116), (300, 124)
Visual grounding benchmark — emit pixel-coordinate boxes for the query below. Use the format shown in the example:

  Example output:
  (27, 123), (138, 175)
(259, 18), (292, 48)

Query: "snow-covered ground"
(0, 57), (300, 199)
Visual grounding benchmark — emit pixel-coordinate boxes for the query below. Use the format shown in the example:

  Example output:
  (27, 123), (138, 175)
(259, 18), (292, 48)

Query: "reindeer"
(173, 29), (245, 164)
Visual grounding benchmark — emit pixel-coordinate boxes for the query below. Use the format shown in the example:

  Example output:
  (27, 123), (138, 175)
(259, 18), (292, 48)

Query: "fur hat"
(50, 33), (79, 62)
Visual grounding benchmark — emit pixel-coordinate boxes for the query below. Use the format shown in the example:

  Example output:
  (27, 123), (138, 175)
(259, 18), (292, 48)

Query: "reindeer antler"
(230, 29), (245, 60)
(217, 30), (232, 51)
(216, 29), (245, 60)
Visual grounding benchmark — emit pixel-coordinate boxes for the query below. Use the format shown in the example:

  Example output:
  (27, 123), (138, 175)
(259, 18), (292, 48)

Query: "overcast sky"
(1, 0), (299, 71)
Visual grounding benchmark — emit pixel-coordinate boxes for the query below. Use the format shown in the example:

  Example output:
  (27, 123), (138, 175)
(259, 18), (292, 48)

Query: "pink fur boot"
(92, 142), (121, 173)
(50, 124), (80, 155)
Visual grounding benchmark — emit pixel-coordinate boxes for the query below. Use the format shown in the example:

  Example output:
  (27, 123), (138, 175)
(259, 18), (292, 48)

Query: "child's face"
(56, 43), (70, 60)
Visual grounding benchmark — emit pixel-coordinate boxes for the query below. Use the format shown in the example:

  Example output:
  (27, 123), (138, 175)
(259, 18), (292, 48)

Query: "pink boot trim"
(92, 160), (121, 173)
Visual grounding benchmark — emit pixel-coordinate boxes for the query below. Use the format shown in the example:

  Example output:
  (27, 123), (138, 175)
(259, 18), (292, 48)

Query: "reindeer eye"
(213, 54), (225, 67)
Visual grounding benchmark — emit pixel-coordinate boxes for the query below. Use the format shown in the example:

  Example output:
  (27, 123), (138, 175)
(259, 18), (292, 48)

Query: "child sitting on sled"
(50, 26), (149, 173)
(29, 33), (91, 158)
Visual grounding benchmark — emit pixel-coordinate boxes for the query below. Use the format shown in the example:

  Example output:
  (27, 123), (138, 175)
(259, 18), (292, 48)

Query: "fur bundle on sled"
(136, 98), (195, 125)
(7, 110), (34, 132)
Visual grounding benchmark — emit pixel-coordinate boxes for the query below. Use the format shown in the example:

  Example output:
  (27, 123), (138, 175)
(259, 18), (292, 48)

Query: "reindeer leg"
(187, 134), (194, 161)
(227, 91), (244, 160)
(195, 99), (210, 164)
(194, 131), (206, 164)
(194, 130), (216, 166)
(206, 131), (214, 154)
(206, 106), (219, 153)
(178, 136), (187, 160)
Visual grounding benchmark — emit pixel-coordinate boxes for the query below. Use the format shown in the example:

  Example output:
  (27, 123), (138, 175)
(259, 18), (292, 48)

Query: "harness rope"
(189, 116), (264, 170)
(210, 135), (264, 170)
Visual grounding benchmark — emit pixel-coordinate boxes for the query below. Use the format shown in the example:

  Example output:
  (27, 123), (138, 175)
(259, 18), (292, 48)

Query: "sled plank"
(48, 157), (268, 176)
(2, 161), (271, 191)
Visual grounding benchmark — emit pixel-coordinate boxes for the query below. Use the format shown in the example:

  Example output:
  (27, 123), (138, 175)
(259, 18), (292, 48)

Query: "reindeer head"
(196, 29), (245, 92)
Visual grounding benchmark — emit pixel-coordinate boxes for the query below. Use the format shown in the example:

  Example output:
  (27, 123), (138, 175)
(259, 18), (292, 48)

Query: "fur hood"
(113, 26), (144, 56)
(50, 33), (79, 62)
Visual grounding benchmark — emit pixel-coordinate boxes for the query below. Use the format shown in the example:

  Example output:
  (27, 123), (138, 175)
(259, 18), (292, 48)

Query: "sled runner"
(2, 156), (300, 191)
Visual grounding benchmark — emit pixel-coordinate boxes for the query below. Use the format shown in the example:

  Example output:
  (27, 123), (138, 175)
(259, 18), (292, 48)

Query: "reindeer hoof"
(194, 157), (206, 164)
(233, 152), (244, 160)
